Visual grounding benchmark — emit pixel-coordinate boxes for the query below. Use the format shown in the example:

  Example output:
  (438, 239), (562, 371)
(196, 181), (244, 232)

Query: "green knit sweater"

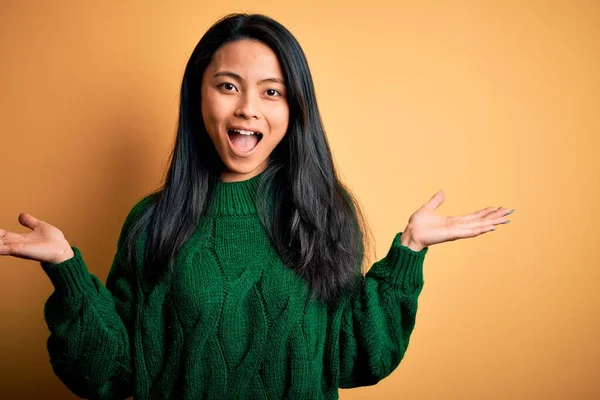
(40, 173), (428, 400)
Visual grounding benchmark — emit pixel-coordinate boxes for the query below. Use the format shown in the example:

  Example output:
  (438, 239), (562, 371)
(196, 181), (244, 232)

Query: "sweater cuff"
(367, 232), (428, 294)
(40, 246), (95, 297)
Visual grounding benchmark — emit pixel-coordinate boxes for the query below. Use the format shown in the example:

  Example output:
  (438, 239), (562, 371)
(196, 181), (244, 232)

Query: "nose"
(234, 92), (260, 120)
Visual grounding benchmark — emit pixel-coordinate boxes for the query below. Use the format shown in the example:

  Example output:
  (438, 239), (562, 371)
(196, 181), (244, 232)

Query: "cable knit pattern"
(40, 173), (428, 399)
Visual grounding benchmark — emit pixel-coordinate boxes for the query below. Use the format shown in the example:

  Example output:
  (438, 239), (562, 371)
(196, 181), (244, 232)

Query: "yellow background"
(1, 1), (599, 398)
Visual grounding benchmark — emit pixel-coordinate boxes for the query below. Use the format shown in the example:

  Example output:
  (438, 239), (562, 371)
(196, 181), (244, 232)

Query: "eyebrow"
(213, 71), (285, 85)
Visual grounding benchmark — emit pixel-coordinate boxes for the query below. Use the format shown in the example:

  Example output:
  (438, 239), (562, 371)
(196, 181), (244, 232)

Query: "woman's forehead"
(209, 39), (283, 78)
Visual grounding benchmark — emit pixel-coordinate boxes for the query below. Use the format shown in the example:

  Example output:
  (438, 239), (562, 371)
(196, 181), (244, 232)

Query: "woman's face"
(201, 39), (289, 182)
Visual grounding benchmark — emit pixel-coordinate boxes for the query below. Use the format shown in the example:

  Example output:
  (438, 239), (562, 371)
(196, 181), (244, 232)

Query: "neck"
(207, 171), (265, 216)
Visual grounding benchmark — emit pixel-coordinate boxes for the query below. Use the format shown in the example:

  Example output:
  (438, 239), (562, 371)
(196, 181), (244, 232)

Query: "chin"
(220, 160), (268, 181)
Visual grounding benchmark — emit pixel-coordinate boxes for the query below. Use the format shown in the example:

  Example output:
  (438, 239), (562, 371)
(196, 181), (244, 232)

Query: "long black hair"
(122, 13), (373, 305)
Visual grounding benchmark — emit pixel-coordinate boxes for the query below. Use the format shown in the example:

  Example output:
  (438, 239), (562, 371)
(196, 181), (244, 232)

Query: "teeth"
(230, 128), (258, 136)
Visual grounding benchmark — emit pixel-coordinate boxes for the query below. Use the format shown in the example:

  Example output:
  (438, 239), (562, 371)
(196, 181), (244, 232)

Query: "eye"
(218, 82), (238, 92)
(265, 89), (282, 97)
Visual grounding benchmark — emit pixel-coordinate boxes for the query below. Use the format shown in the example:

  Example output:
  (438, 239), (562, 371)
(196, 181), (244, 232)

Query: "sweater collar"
(207, 172), (264, 216)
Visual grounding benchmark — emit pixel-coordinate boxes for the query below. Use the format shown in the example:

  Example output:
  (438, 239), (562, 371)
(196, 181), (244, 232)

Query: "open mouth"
(227, 128), (263, 153)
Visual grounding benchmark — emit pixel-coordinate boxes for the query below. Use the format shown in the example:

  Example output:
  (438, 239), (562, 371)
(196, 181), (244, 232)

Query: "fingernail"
(503, 220), (511, 224)
(504, 209), (515, 216)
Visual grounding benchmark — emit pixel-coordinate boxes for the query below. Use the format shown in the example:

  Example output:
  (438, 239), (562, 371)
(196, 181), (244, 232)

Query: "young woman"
(0, 13), (514, 400)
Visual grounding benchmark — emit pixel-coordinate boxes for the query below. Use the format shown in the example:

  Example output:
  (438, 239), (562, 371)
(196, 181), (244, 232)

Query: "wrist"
(53, 244), (75, 264)
(400, 230), (424, 252)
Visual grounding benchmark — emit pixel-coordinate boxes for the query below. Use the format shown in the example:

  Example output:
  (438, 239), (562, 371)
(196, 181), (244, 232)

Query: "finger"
(458, 216), (509, 229)
(18, 213), (40, 231)
(0, 244), (11, 255)
(0, 242), (27, 258)
(423, 190), (445, 211)
(0, 232), (24, 244)
(0, 242), (20, 256)
(449, 206), (501, 222)
(454, 224), (497, 239)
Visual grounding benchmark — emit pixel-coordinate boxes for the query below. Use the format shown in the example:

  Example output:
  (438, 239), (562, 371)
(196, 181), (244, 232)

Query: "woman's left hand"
(400, 190), (514, 251)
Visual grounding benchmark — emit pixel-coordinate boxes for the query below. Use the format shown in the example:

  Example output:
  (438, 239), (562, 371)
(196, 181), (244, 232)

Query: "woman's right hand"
(0, 213), (74, 264)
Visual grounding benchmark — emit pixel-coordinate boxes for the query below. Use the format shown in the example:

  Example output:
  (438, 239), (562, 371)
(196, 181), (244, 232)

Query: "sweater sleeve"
(337, 232), (428, 388)
(40, 198), (149, 399)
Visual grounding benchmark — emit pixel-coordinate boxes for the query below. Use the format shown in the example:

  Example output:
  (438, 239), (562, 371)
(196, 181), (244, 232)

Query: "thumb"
(18, 213), (41, 230)
(423, 190), (445, 211)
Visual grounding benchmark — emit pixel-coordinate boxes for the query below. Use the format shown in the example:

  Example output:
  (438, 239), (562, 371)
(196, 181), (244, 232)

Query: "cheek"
(270, 105), (290, 137)
(201, 94), (225, 134)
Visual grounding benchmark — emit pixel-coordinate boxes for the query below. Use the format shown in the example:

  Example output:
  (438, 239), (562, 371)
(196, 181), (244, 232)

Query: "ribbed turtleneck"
(207, 172), (264, 216)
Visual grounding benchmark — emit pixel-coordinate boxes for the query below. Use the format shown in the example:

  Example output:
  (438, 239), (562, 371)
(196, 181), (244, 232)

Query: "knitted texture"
(41, 173), (428, 399)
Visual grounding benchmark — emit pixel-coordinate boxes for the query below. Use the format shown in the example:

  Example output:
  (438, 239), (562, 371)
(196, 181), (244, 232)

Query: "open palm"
(0, 213), (72, 264)
(404, 190), (513, 250)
